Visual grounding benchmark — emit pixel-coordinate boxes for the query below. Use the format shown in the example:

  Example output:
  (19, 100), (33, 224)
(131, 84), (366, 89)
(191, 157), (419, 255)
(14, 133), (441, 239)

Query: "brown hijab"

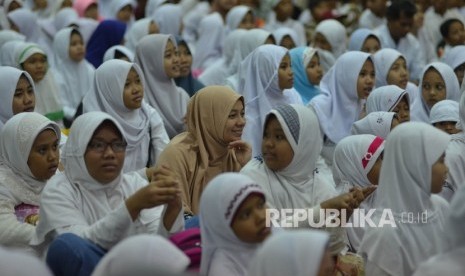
(156, 86), (243, 214)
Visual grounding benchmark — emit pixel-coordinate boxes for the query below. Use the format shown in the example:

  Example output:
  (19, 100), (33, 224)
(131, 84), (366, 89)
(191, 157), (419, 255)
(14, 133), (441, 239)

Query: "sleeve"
(409, 38), (426, 82)
(147, 105), (170, 166)
(54, 71), (76, 120)
(208, 251), (244, 276)
(0, 199), (35, 247)
(141, 204), (185, 237)
(445, 142), (464, 193)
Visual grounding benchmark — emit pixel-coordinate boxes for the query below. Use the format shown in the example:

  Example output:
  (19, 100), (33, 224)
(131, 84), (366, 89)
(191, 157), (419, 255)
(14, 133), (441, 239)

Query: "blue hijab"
(289, 47), (320, 104)
(85, 20), (127, 68)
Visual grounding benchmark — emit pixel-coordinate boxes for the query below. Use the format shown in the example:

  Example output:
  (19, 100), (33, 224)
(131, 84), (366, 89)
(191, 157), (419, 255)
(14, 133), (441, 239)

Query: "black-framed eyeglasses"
(87, 140), (127, 153)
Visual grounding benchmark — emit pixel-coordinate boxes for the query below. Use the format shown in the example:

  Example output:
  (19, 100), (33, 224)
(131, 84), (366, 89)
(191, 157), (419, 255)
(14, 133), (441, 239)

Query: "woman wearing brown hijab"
(156, 85), (251, 214)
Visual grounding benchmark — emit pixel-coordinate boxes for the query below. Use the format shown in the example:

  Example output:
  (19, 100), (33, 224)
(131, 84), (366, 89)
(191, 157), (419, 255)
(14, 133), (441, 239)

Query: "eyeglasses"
(87, 140), (127, 153)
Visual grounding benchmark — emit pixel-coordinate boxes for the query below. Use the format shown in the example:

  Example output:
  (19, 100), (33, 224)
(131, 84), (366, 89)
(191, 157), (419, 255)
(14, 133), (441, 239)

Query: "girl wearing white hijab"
(430, 100), (460, 135)
(200, 172), (270, 276)
(199, 29), (247, 86)
(25, 0), (54, 18)
(225, 5), (254, 33)
(0, 29), (25, 50)
(32, 111), (184, 256)
(0, 112), (60, 252)
(272, 27), (299, 49)
(241, 104), (362, 255)
(348, 28), (381, 54)
(313, 19), (347, 60)
(247, 230), (334, 276)
(102, 45), (134, 62)
(53, 28), (94, 123)
(411, 62), (461, 123)
(108, 0), (135, 27)
(40, 7), (79, 43)
(359, 122), (450, 276)
(309, 51), (375, 166)
(413, 187), (465, 276)
(14, 42), (64, 124)
(366, 85), (411, 125)
(82, 59), (169, 173)
(152, 4), (183, 36)
(135, 34), (189, 138)
(442, 45), (465, 92)
(445, 92), (465, 198)
(92, 234), (190, 276)
(0, 41), (24, 66)
(264, 0), (306, 47)
(236, 44), (303, 156)
(351, 112), (399, 139)
(124, 18), (158, 53)
(225, 28), (275, 90)
(333, 134), (385, 252)
(0, 66), (35, 130)
(373, 48), (419, 106)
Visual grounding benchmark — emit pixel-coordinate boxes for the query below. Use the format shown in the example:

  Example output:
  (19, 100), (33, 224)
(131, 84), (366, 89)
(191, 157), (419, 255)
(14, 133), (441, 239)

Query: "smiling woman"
(155, 85), (251, 215)
(0, 112), (60, 252)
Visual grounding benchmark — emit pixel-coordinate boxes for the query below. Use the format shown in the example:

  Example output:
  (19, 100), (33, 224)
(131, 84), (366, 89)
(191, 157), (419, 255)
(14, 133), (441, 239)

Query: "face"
(278, 54), (294, 90)
(280, 35), (296, 50)
(431, 153), (448, 194)
(361, 37), (381, 54)
(12, 75), (35, 114)
(8, 1), (22, 12)
(27, 129), (59, 181)
(61, 0), (73, 8)
(116, 4), (133, 23)
(306, 54), (323, 85)
(390, 114), (400, 129)
(84, 3), (99, 20)
(84, 122), (126, 184)
(422, 68), (447, 109)
(388, 13), (414, 41)
(357, 59), (375, 99)
(22, 53), (48, 82)
(445, 21), (465, 46)
(178, 44), (192, 77)
(387, 57), (409, 89)
(368, 0), (387, 17)
(264, 35), (276, 45)
(223, 100), (246, 143)
(313, 32), (332, 52)
(148, 21), (159, 34)
(122, 68), (144, 110)
(34, 0), (48, 9)
(163, 40), (180, 79)
(454, 62), (465, 86)
(238, 11), (255, 30)
(391, 96), (410, 123)
(433, 121), (461, 135)
(69, 33), (85, 62)
(231, 194), (270, 243)
(367, 152), (383, 185)
(274, 0), (293, 21)
(262, 116), (294, 171)
(317, 249), (336, 276)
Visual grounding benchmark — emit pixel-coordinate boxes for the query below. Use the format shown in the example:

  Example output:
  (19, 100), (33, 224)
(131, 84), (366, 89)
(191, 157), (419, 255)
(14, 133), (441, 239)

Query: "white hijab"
(192, 12), (225, 70)
(238, 45), (302, 156)
(0, 66), (35, 130)
(0, 246), (52, 276)
(348, 28), (380, 52)
(366, 85), (409, 114)
(241, 104), (336, 211)
(225, 5), (251, 33)
(199, 172), (265, 276)
(272, 27), (299, 47)
(0, 30), (25, 50)
(53, 28), (94, 119)
(351, 112), (396, 139)
(82, 59), (153, 171)
(359, 122), (451, 276)
(144, 0), (165, 17)
(92, 234), (190, 276)
(333, 134), (384, 251)
(314, 19), (347, 59)
(103, 45), (134, 62)
(124, 18), (153, 52)
(443, 45), (465, 94)
(247, 230), (330, 276)
(412, 62), (461, 123)
(430, 100), (460, 124)
(40, 7), (79, 39)
(0, 41), (24, 67)
(310, 51), (371, 143)
(153, 4), (182, 36)
(135, 34), (189, 138)
(14, 42), (63, 120)
(0, 112), (60, 206)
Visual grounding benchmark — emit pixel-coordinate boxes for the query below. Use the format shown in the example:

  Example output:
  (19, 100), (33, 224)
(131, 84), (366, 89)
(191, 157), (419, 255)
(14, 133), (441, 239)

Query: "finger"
(151, 180), (179, 189)
(152, 187), (181, 196)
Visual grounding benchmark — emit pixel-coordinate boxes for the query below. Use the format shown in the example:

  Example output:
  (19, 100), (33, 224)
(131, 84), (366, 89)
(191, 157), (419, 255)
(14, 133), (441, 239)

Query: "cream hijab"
(360, 122), (451, 275)
(309, 51), (371, 143)
(0, 66), (35, 130)
(0, 112), (60, 205)
(412, 62), (461, 123)
(199, 172), (265, 276)
(135, 34), (189, 138)
(247, 230), (330, 276)
(351, 112), (396, 139)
